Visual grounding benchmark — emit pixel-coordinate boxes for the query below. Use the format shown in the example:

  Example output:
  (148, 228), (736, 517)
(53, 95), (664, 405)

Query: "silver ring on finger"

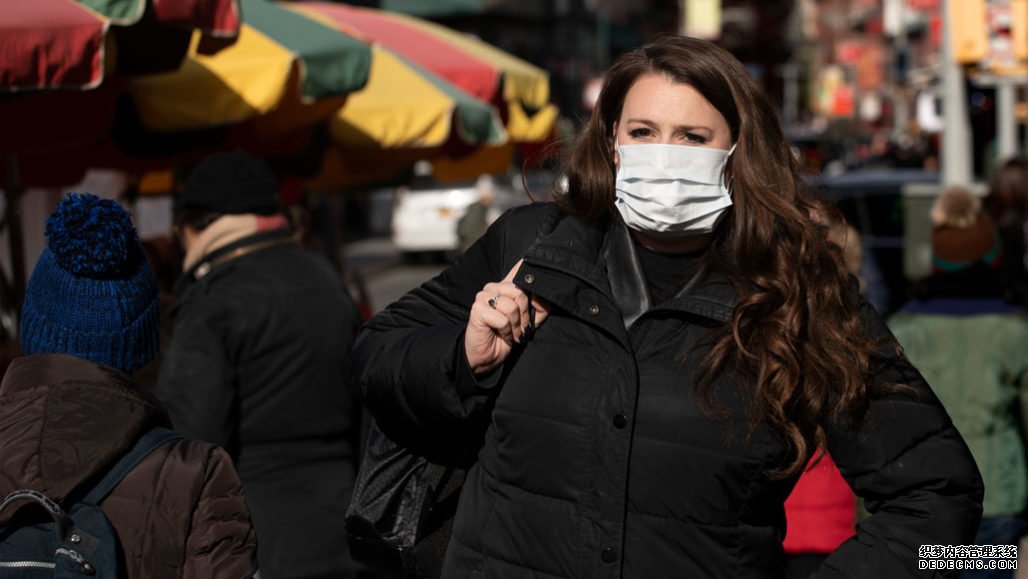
(487, 293), (501, 309)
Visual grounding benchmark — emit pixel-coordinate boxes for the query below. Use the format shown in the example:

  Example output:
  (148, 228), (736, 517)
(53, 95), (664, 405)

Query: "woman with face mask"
(352, 36), (983, 578)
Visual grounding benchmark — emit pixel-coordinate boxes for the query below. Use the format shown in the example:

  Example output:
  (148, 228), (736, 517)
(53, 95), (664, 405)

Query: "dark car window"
(816, 169), (940, 315)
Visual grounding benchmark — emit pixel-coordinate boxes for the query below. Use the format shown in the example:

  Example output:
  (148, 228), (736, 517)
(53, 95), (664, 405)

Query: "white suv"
(390, 168), (564, 260)
(391, 174), (517, 259)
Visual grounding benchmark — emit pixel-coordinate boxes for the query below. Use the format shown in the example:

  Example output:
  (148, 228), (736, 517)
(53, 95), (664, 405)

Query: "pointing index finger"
(503, 258), (525, 283)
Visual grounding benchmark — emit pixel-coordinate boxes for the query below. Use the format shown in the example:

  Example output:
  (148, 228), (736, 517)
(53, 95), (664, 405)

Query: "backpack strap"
(82, 427), (183, 505)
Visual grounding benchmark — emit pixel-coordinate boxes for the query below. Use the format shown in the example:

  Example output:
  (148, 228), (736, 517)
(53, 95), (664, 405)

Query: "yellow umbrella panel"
(308, 46), (509, 190)
(330, 45), (506, 149)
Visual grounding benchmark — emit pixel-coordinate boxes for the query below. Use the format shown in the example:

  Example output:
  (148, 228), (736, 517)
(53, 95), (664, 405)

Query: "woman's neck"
(629, 229), (714, 254)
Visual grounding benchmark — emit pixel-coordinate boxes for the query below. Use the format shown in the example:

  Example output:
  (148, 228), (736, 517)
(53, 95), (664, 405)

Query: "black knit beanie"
(178, 150), (281, 215)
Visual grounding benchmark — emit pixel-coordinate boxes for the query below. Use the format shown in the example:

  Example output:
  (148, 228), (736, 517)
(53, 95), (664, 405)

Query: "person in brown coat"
(0, 193), (257, 578)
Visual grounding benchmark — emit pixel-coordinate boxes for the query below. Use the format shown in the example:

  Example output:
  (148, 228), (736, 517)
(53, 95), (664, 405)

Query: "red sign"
(908, 0), (939, 10)
(833, 85), (856, 118)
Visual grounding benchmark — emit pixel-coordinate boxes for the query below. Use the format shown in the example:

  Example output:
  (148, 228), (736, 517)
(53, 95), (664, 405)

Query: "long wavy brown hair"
(558, 35), (884, 478)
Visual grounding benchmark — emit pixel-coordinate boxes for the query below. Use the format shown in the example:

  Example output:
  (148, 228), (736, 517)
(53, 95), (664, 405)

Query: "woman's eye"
(628, 128), (652, 139)
(684, 133), (708, 144)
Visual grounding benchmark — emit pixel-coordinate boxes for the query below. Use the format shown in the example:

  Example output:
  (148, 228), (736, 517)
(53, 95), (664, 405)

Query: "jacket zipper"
(520, 257), (646, 351)
(0, 560), (57, 569)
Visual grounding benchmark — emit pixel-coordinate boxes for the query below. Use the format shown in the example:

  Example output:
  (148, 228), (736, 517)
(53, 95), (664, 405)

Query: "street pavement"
(344, 236), (446, 314)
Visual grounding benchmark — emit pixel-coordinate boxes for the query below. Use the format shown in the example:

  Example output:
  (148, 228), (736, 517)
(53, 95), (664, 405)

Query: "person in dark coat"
(1, 193), (256, 578)
(457, 174), (497, 253)
(351, 37), (983, 578)
(158, 151), (365, 578)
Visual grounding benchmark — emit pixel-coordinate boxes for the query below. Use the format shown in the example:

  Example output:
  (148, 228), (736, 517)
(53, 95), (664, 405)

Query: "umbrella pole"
(3, 154), (26, 310)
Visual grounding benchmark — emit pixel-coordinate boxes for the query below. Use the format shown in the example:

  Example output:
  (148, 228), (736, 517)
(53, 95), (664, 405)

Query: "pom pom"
(45, 193), (139, 278)
(931, 186), (981, 229)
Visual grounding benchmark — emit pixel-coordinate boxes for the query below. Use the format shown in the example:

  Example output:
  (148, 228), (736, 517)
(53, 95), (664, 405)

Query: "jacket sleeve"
(183, 445), (258, 579)
(352, 207), (530, 431)
(817, 299), (984, 578)
(158, 295), (238, 449)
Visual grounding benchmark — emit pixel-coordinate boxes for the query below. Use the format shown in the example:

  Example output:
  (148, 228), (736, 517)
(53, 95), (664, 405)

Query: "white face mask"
(614, 141), (735, 235)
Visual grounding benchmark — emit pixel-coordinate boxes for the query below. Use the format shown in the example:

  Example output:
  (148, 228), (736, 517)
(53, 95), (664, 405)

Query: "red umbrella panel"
(0, 0), (109, 91)
(0, 0), (240, 93)
(0, 0), (243, 156)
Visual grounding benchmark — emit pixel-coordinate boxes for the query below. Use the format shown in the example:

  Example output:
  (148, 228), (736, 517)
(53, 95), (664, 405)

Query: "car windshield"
(408, 176), (477, 191)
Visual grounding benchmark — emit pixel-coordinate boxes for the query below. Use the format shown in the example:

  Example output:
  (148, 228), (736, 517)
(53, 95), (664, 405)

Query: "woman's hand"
(465, 259), (550, 375)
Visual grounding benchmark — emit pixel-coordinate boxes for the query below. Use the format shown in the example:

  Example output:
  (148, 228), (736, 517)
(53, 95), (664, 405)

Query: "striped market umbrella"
(295, 1), (558, 148)
(0, 0), (242, 305)
(124, 0), (372, 136)
(2, 0), (377, 186)
(284, 2), (558, 188)
(4, 0), (556, 186)
(124, 0), (504, 154)
(0, 0), (242, 155)
(105, 0), (540, 189)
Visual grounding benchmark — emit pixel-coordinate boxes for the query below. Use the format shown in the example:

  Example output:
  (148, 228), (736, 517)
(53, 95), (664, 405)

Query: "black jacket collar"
(519, 213), (736, 331)
(176, 228), (295, 296)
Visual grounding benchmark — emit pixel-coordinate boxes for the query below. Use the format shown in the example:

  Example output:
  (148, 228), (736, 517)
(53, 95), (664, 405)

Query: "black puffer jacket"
(159, 229), (364, 579)
(353, 203), (983, 578)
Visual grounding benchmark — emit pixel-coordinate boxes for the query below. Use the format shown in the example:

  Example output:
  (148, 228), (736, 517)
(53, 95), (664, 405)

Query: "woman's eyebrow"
(624, 118), (713, 133)
(624, 118), (659, 127)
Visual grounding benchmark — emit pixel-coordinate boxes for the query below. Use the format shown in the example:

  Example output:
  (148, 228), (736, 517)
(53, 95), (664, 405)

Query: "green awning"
(381, 0), (486, 17)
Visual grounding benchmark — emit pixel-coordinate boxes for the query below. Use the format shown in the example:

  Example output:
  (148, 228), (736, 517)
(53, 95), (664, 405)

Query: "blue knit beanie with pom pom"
(19, 193), (160, 373)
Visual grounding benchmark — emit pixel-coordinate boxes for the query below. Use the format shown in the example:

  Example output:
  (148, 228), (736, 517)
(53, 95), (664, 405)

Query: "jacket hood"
(0, 354), (170, 516)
